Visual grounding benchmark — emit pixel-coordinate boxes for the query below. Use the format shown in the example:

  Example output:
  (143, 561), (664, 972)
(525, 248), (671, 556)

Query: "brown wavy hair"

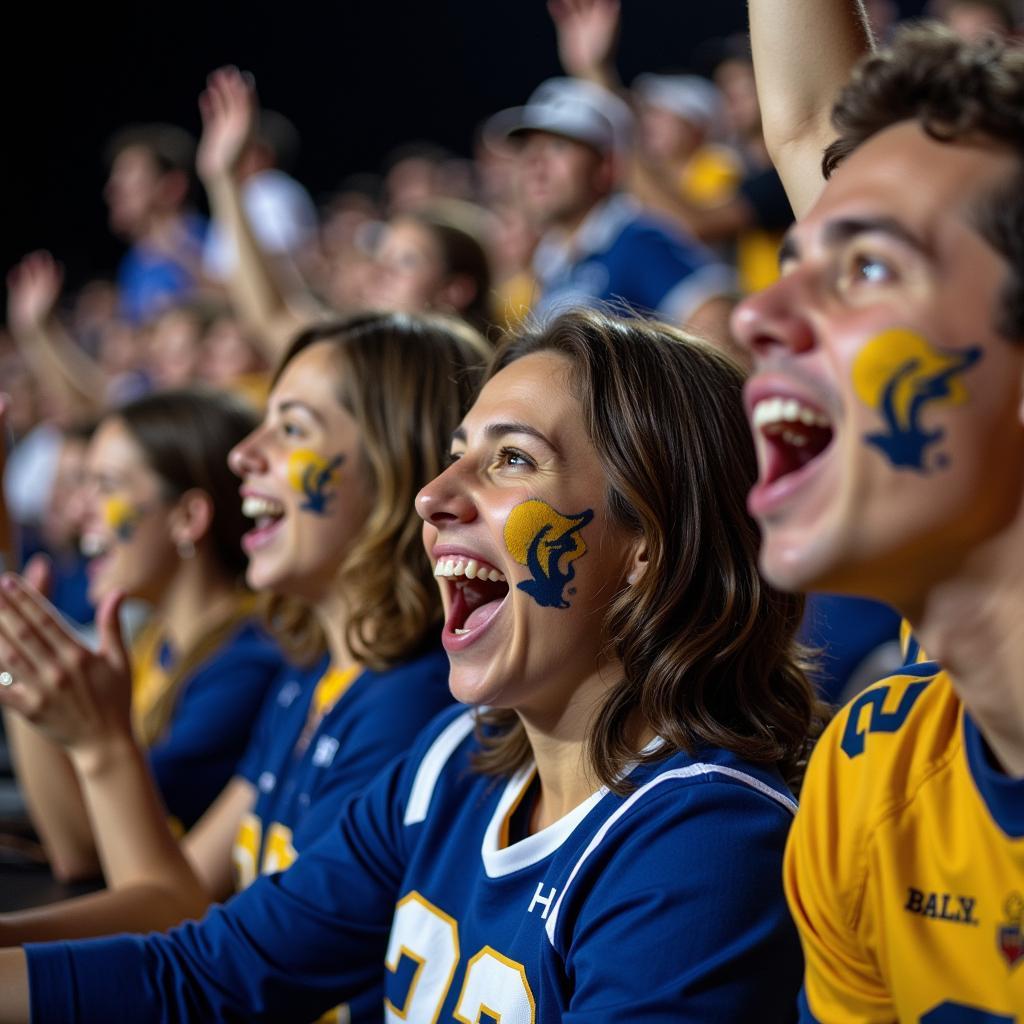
(473, 310), (822, 793)
(823, 23), (1024, 339)
(267, 311), (490, 668)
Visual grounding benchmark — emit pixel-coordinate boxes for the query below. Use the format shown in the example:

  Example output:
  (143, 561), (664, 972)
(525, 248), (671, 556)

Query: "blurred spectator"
(630, 73), (742, 215)
(548, 0), (791, 298)
(104, 123), (207, 325)
(488, 77), (736, 346)
(199, 312), (269, 409)
(145, 303), (209, 390)
(365, 201), (495, 335)
(315, 175), (383, 312)
(383, 142), (456, 214)
(19, 420), (96, 626)
(930, 0), (1019, 37)
(202, 107), (319, 282)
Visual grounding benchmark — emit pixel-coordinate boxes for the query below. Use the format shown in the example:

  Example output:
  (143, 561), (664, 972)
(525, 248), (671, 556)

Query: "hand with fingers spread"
(0, 566), (133, 767)
(6, 251), (64, 338)
(548, 0), (621, 83)
(196, 65), (258, 185)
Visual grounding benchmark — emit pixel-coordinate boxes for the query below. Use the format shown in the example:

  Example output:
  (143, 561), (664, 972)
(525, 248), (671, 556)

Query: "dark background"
(2, 0), (928, 296)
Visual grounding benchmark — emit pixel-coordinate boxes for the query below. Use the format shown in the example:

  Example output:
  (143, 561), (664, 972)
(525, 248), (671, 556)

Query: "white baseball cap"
(485, 77), (633, 155)
(632, 74), (723, 133)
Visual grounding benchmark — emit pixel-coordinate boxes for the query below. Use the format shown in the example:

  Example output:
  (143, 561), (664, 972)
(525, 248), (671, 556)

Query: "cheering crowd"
(0, 0), (1021, 1020)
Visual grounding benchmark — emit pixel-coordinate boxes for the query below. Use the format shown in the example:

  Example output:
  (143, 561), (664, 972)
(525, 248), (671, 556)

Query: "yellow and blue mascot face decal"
(287, 449), (346, 515)
(503, 499), (594, 609)
(102, 496), (143, 542)
(852, 327), (981, 473)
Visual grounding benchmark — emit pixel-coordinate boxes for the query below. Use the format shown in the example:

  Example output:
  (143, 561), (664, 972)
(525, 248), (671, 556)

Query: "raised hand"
(6, 252), (63, 337)
(548, 0), (621, 80)
(196, 65), (258, 184)
(0, 563), (132, 763)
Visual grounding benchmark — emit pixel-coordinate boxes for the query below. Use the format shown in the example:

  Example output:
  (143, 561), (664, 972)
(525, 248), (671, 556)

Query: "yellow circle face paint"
(102, 497), (143, 542)
(503, 499), (594, 609)
(851, 327), (982, 471)
(286, 449), (345, 515)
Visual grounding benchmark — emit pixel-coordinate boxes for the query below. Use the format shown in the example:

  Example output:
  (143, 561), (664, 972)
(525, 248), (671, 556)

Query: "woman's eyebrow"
(277, 399), (327, 427)
(450, 421), (559, 453)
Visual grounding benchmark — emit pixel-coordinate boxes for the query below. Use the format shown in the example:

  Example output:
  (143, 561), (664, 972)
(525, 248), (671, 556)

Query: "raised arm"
(549, 0), (623, 92)
(749, 0), (873, 217)
(5, 254), (107, 422)
(196, 67), (318, 363)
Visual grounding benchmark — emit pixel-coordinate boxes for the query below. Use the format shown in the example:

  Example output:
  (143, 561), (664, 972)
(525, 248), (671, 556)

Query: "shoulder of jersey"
(810, 662), (960, 827)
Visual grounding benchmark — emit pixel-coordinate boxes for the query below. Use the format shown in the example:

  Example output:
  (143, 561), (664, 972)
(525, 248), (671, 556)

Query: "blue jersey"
(27, 706), (803, 1023)
(232, 647), (454, 887)
(532, 193), (736, 325)
(147, 621), (284, 830)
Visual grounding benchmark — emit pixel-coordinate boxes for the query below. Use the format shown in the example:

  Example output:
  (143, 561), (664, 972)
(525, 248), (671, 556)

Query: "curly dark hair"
(822, 23), (1024, 339)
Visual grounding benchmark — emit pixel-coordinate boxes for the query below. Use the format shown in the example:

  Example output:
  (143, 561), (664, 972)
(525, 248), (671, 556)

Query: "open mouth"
(751, 396), (834, 487)
(241, 495), (286, 550)
(434, 556), (510, 643)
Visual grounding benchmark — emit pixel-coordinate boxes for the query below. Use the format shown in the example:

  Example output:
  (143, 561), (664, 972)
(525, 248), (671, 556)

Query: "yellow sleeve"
(784, 709), (895, 1023)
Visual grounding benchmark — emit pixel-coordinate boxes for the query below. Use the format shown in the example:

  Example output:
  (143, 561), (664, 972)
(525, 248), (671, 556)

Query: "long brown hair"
(269, 311), (490, 668)
(473, 310), (821, 792)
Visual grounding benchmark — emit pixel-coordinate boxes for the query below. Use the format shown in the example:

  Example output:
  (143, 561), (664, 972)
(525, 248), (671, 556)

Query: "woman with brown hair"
(0, 313), (488, 966)
(0, 308), (818, 1022)
(3, 387), (285, 881)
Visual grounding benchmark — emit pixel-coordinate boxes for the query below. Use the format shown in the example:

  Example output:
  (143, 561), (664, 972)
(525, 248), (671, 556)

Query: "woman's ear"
(169, 488), (214, 555)
(626, 541), (648, 586)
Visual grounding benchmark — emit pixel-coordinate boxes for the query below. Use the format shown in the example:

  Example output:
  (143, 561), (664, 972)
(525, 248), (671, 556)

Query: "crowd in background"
(0, 0), (1018, 693)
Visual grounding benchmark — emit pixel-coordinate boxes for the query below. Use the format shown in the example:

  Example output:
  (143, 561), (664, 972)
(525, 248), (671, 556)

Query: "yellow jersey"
(786, 664), (1024, 1022)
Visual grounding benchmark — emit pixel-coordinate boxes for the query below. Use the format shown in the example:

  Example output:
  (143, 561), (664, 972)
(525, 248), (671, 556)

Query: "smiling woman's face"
(79, 417), (179, 605)
(416, 350), (640, 721)
(228, 341), (374, 603)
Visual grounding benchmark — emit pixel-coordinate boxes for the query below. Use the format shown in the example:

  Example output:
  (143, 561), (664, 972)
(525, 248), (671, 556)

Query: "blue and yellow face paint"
(286, 449), (346, 515)
(102, 496), (144, 542)
(852, 327), (982, 472)
(503, 498), (594, 609)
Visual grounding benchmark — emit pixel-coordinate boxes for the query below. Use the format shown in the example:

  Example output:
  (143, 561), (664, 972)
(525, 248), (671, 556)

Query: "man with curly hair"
(736, 1), (1024, 1019)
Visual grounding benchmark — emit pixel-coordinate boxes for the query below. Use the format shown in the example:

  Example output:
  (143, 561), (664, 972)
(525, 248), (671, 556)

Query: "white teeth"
(454, 628), (470, 635)
(752, 396), (830, 431)
(433, 558), (507, 583)
(80, 534), (108, 558)
(242, 495), (285, 519)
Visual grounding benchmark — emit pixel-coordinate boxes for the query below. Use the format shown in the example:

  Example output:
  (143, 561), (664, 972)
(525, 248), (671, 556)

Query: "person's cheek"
(287, 450), (347, 515)
(102, 497), (145, 543)
(851, 326), (982, 473)
(503, 498), (594, 610)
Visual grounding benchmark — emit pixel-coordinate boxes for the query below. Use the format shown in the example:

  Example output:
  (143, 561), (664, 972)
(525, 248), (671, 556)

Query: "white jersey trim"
(544, 762), (797, 944)
(481, 766), (608, 879)
(403, 710), (476, 826)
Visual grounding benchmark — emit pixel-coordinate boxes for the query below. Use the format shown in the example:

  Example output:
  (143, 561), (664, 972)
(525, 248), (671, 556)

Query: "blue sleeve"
(25, 709), (467, 1023)
(557, 778), (802, 1023)
(291, 654), (454, 850)
(148, 626), (284, 828)
(797, 989), (822, 1022)
(614, 222), (735, 323)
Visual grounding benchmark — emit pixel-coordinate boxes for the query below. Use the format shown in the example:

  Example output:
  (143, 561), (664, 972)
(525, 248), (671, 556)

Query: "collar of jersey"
(963, 709), (1024, 839)
(479, 735), (666, 878)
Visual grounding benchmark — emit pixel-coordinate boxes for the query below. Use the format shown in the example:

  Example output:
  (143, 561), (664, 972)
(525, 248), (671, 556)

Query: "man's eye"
(281, 422), (304, 438)
(853, 254), (893, 284)
(445, 450), (463, 467)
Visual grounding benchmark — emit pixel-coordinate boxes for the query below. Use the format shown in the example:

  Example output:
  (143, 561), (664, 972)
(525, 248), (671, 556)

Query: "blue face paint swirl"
(287, 450), (346, 514)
